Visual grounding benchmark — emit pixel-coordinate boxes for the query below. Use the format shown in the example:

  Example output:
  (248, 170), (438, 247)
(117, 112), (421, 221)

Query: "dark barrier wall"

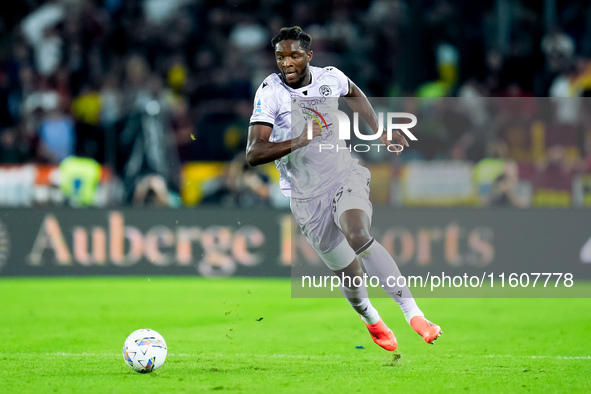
(0, 208), (590, 279)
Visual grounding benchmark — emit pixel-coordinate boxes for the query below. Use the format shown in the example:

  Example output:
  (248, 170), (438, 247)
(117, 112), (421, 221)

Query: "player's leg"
(326, 249), (379, 324)
(319, 242), (397, 351)
(339, 208), (421, 318)
(291, 194), (394, 349)
(338, 208), (442, 344)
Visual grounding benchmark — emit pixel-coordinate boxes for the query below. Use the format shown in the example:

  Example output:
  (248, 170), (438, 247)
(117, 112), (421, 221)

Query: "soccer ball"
(122, 328), (167, 373)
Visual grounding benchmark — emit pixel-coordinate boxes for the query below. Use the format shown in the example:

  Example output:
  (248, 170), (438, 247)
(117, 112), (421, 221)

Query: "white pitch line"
(483, 355), (591, 360)
(0, 353), (589, 360)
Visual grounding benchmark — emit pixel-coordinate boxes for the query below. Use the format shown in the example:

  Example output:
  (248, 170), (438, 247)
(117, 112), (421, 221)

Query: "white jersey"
(249, 66), (359, 198)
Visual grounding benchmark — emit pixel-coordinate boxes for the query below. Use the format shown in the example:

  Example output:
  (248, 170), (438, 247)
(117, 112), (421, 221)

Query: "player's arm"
(344, 80), (409, 151)
(246, 122), (321, 166)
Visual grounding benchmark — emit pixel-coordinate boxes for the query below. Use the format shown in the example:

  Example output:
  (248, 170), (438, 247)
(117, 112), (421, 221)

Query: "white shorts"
(290, 165), (373, 271)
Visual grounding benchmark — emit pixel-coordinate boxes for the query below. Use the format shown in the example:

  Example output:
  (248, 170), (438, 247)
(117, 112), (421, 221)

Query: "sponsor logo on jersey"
(302, 107), (329, 131)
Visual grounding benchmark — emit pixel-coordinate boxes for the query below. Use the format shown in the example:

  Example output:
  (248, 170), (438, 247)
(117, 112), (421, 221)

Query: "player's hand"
(379, 129), (409, 155)
(296, 120), (324, 147)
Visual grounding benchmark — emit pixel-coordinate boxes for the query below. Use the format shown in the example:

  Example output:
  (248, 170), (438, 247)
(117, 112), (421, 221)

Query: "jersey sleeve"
(249, 81), (279, 127)
(325, 66), (350, 96)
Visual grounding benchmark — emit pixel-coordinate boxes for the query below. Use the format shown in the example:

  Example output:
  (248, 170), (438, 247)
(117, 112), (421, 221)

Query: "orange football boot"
(364, 318), (398, 351)
(410, 316), (442, 344)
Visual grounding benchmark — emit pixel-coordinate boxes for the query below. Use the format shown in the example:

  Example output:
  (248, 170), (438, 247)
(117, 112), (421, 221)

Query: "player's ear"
(307, 51), (313, 62)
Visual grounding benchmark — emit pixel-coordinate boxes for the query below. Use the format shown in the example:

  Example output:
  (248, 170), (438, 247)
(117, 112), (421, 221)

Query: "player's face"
(274, 40), (312, 88)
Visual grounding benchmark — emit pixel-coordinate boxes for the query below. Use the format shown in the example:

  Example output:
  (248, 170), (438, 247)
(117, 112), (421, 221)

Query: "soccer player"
(246, 26), (441, 351)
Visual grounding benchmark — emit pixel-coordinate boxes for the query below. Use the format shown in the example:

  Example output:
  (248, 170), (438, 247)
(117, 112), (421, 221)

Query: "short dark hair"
(271, 26), (312, 52)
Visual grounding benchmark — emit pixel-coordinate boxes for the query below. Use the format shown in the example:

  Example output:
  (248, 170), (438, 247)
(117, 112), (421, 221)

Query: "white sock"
(357, 239), (424, 323)
(340, 285), (380, 325)
(403, 306), (424, 324)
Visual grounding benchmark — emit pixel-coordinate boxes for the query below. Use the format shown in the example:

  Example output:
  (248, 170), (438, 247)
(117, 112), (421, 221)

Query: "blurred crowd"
(0, 0), (591, 208)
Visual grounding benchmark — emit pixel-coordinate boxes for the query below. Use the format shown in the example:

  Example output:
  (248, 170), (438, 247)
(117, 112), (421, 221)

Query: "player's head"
(271, 26), (313, 88)
(271, 26), (312, 52)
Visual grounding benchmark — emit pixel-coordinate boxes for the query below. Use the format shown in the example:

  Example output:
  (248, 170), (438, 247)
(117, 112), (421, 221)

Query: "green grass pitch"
(1, 277), (590, 393)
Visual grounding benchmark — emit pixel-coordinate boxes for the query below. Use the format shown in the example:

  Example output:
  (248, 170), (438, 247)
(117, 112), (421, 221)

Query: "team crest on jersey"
(319, 85), (332, 97)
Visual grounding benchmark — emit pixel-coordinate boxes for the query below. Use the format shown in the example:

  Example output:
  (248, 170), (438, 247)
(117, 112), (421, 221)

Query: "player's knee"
(344, 228), (372, 252)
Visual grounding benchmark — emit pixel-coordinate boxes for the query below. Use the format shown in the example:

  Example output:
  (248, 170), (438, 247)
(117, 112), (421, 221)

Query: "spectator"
(21, 0), (64, 77)
(37, 93), (76, 163)
(58, 140), (102, 207)
(486, 165), (529, 208)
(201, 153), (270, 208)
(132, 173), (179, 207)
(99, 73), (122, 127)
(0, 128), (28, 163)
(541, 26), (576, 74)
